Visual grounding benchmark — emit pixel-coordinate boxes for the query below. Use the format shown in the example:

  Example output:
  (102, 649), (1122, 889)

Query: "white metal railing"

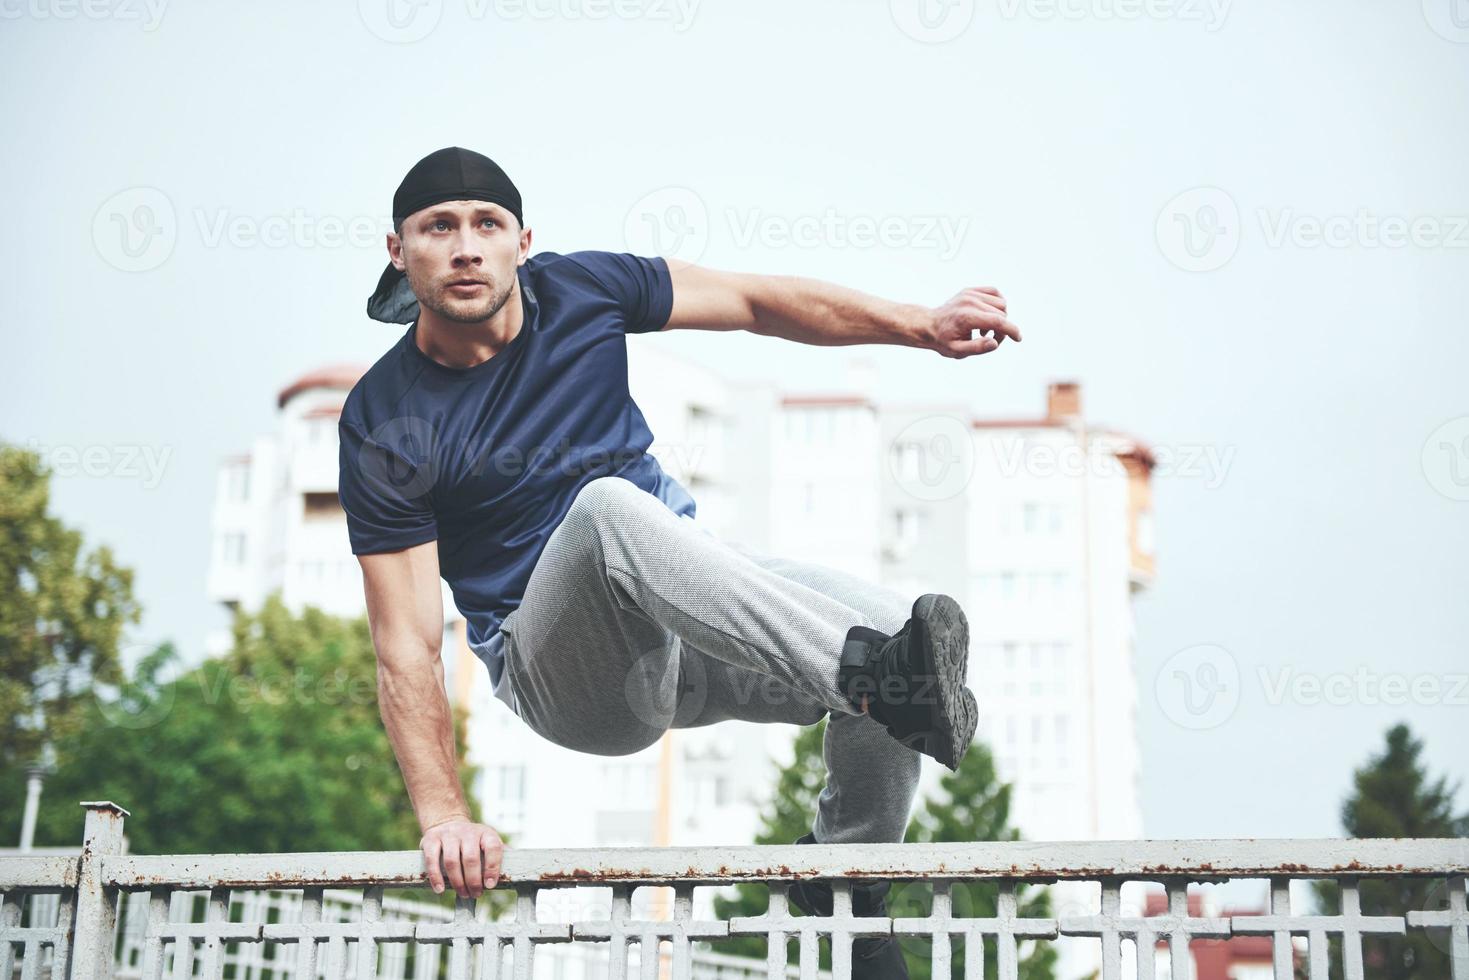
(1, 802), (1466, 980)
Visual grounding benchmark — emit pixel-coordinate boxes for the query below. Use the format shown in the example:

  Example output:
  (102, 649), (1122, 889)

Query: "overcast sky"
(3, 0), (1466, 840)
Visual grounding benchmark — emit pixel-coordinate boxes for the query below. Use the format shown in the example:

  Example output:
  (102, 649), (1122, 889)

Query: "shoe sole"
(897, 593), (976, 771)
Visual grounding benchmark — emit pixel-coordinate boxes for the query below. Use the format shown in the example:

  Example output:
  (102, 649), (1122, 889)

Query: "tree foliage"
(2, 594), (481, 857)
(710, 722), (1055, 979)
(1315, 723), (1467, 980)
(0, 446), (140, 773)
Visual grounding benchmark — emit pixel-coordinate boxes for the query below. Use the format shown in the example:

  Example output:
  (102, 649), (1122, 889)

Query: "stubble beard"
(411, 266), (516, 325)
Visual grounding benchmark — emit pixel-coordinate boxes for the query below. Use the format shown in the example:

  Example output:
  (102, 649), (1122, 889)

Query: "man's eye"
(482, 218), (497, 229)
(433, 220), (449, 231)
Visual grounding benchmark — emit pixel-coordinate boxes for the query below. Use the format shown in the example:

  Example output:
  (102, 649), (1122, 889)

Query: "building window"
(226, 465), (250, 502)
(303, 491), (344, 521)
(1137, 508), (1156, 555)
(893, 508), (923, 550)
(221, 533), (246, 566)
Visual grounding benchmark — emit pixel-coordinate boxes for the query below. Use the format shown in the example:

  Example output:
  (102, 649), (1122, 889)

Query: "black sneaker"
(786, 833), (910, 979)
(838, 593), (977, 770)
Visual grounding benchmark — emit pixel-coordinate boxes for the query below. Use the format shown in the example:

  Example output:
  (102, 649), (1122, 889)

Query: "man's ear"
(387, 231), (406, 272)
(518, 225), (533, 265)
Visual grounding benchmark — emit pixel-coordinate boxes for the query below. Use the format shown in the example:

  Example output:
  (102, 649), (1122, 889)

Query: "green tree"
(1314, 723), (1467, 979)
(4, 593), (482, 859)
(710, 724), (1055, 979)
(710, 718), (829, 961)
(0, 446), (141, 778)
(901, 742), (1056, 980)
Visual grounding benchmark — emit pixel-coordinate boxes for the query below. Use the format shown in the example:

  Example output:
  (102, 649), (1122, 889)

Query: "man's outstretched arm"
(359, 539), (503, 899)
(663, 260), (1021, 358)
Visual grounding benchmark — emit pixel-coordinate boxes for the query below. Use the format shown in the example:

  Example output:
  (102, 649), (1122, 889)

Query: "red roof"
(276, 364), (368, 410)
(1143, 893), (1284, 977)
(779, 395), (873, 409)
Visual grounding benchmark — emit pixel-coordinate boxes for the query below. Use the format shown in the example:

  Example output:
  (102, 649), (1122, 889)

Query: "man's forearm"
(377, 646), (469, 831)
(744, 274), (937, 349)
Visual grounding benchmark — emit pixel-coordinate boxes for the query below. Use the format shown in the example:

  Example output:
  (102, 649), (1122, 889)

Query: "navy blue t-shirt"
(337, 250), (697, 705)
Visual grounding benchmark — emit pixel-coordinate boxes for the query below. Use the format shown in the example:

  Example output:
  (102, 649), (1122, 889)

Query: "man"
(339, 147), (1020, 977)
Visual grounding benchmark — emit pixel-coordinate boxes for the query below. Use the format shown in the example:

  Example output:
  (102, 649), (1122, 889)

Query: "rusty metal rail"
(2, 802), (1467, 980)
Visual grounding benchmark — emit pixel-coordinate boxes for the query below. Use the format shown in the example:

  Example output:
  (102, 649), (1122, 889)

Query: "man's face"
(388, 200), (531, 324)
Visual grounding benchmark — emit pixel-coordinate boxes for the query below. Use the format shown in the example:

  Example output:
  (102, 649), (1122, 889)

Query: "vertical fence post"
(69, 801), (130, 980)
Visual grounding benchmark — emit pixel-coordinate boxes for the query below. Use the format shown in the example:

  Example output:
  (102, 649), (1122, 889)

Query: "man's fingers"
(422, 837), (445, 894)
(441, 838), (466, 897)
(967, 289), (1006, 312)
(482, 832), (503, 888)
(972, 313), (1021, 343)
(948, 337), (1000, 358)
(460, 835), (484, 898)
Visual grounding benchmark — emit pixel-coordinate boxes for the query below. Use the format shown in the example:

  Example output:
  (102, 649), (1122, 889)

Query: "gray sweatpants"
(497, 475), (923, 845)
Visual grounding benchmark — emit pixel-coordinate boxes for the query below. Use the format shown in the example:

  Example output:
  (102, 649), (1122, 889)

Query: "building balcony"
(4, 803), (1466, 980)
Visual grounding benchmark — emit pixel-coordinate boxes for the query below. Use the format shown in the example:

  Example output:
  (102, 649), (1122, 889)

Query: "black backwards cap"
(366, 147), (525, 324)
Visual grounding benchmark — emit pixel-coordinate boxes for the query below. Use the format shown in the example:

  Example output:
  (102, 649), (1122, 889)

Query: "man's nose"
(450, 230), (484, 266)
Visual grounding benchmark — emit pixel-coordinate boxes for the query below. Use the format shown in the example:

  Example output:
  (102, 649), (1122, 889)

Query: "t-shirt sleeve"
(567, 251), (674, 334)
(337, 418), (439, 555)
